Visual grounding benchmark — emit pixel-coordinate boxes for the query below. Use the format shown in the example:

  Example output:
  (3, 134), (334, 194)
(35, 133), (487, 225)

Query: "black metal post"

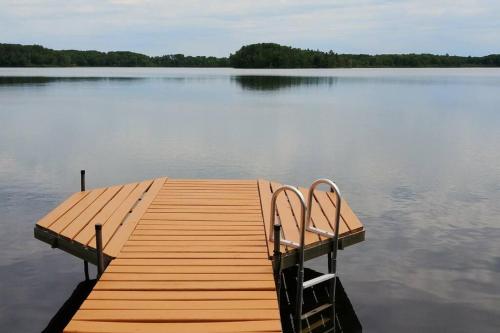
(81, 169), (89, 279)
(80, 170), (85, 192)
(95, 223), (104, 278)
(273, 224), (282, 304)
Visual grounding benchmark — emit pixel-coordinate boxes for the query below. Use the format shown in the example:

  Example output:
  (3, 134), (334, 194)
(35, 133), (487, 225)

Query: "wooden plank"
(94, 280), (276, 291)
(105, 266), (273, 274)
(61, 186), (122, 239)
(132, 230), (265, 236)
(156, 192), (258, 197)
(154, 195), (259, 201)
(80, 299), (278, 310)
(158, 186), (257, 191)
(73, 183), (138, 245)
(73, 308), (279, 321)
(37, 191), (89, 228)
(88, 290), (277, 300)
(141, 212), (263, 221)
(120, 246), (266, 253)
(167, 179), (256, 184)
(128, 235), (266, 241)
(111, 258), (271, 266)
(48, 188), (107, 233)
(160, 184), (257, 189)
(118, 252), (268, 259)
(125, 240), (267, 247)
(150, 202), (260, 209)
(147, 206), (261, 213)
(100, 273), (274, 281)
(136, 225), (265, 230)
(152, 199), (260, 206)
(137, 221), (263, 226)
(159, 189), (258, 193)
(104, 178), (166, 257)
(64, 320), (282, 333)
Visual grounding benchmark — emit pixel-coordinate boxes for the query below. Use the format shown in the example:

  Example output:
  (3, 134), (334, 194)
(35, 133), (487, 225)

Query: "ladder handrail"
(305, 179), (342, 258)
(268, 185), (308, 333)
(269, 185), (307, 249)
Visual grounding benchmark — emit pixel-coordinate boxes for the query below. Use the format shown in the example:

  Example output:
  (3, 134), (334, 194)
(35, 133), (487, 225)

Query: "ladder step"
(301, 324), (335, 333)
(301, 303), (333, 320)
(303, 273), (335, 289)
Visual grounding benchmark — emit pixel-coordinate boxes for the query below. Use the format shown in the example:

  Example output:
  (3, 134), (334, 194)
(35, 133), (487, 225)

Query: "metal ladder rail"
(269, 185), (308, 332)
(306, 179), (343, 333)
(269, 185), (305, 249)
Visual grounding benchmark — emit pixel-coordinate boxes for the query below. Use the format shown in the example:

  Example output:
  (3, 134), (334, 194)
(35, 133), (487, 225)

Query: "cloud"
(0, 0), (499, 56)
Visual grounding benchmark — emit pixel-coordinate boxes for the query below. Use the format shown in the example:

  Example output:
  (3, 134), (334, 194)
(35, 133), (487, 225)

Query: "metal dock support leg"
(80, 169), (90, 280)
(80, 170), (85, 192)
(95, 223), (104, 278)
(273, 224), (282, 304)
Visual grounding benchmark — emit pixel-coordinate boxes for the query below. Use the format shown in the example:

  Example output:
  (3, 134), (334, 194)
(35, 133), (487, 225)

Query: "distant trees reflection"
(232, 76), (337, 91)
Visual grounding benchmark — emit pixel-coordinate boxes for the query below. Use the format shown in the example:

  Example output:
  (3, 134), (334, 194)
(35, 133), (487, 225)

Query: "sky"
(1, 0), (499, 57)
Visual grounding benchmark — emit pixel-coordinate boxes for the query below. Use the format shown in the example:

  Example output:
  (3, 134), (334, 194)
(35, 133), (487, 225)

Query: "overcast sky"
(1, 0), (499, 57)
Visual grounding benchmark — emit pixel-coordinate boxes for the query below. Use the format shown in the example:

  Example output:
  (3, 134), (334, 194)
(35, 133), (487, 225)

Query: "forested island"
(230, 43), (500, 68)
(0, 43), (229, 67)
(1, 42), (499, 68)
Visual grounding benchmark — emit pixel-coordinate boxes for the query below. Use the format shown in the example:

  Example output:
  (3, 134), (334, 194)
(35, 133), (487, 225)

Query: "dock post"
(273, 224), (282, 304)
(81, 170), (89, 280)
(80, 170), (85, 192)
(95, 223), (104, 278)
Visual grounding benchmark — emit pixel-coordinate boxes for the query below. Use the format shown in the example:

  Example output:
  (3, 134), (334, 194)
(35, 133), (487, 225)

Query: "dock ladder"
(270, 179), (342, 333)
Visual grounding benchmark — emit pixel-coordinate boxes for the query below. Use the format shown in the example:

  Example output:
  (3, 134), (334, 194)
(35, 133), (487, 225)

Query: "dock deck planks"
(34, 177), (365, 333)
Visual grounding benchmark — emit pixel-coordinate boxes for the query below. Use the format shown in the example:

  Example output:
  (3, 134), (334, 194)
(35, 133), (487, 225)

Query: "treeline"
(1, 42), (499, 68)
(0, 44), (229, 67)
(229, 43), (500, 68)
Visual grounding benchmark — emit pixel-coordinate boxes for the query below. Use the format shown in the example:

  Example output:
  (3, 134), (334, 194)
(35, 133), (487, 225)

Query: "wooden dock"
(34, 177), (364, 333)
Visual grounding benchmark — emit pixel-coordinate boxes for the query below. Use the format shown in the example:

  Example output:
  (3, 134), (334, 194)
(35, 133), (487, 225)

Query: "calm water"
(1, 68), (499, 332)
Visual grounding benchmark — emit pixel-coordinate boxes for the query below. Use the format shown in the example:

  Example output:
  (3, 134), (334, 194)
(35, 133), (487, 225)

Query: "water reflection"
(232, 75), (338, 91)
(0, 76), (143, 85)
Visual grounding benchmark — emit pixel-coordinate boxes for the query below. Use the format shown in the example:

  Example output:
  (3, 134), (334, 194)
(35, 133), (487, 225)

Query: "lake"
(1, 67), (499, 332)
